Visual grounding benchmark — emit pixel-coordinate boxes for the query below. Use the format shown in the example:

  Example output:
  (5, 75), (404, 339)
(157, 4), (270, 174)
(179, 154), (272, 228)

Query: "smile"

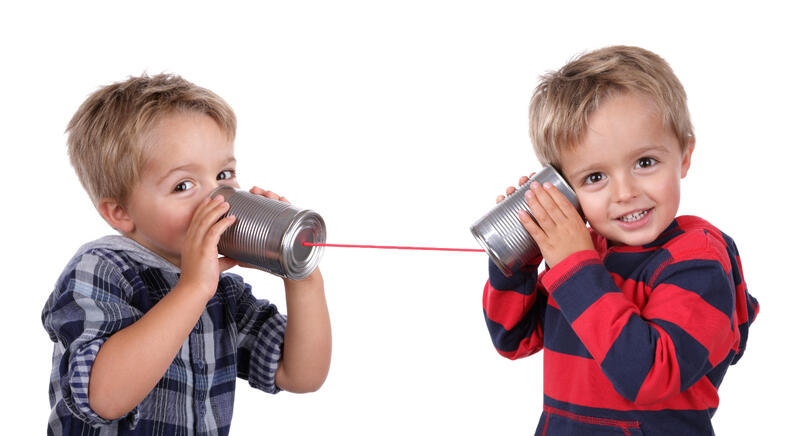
(618, 209), (651, 223)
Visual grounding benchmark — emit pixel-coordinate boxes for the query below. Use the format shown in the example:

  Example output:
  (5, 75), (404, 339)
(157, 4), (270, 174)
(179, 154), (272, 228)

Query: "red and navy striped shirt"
(483, 216), (758, 435)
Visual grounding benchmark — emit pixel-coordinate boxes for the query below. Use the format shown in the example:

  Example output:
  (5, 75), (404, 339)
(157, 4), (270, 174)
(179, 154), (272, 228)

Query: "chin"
(622, 231), (662, 247)
(602, 228), (659, 247)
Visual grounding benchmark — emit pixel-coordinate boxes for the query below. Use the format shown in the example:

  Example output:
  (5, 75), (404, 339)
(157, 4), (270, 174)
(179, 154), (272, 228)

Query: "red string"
(303, 242), (484, 253)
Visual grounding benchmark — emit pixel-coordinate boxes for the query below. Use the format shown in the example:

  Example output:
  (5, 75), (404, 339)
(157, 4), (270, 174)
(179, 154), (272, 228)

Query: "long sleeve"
(482, 257), (547, 360)
(44, 237), (289, 434)
(225, 274), (287, 394)
(540, 229), (749, 406)
(42, 250), (143, 428)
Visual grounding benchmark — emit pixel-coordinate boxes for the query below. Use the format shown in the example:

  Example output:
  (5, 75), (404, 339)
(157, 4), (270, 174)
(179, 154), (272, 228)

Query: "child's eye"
(583, 172), (604, 185)
(635, 157), (657, 169)
(174, 180), (195, 192)
(217, 170), (236, 181)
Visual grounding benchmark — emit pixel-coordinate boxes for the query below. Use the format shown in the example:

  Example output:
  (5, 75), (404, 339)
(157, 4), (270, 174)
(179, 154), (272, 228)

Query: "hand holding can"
(470, 166), (582, 277)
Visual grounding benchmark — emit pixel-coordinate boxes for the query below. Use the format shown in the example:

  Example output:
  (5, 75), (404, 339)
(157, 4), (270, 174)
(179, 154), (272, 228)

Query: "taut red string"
(303, 242), (484, 253)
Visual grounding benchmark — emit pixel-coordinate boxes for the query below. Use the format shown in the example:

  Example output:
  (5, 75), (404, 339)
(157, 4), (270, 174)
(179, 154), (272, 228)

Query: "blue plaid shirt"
(42, 236), (287, 435)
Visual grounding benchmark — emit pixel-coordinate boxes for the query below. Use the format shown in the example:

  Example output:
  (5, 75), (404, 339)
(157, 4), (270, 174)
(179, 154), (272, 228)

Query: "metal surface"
(470, 166), (582, 277)
(211, 186), (326, 280)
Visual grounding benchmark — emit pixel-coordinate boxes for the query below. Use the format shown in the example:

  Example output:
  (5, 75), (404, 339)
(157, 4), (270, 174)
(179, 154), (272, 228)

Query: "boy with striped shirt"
(483, 46), (758, 435)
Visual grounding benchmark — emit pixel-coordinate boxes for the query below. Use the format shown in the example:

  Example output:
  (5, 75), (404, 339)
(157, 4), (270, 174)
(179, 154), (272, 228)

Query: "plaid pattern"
(42, 236), (286, 435)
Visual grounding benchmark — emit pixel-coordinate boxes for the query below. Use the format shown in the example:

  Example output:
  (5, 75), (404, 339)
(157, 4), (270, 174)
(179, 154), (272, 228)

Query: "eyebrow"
(631, 144), (671, 157)
(158, 156), (237, 185)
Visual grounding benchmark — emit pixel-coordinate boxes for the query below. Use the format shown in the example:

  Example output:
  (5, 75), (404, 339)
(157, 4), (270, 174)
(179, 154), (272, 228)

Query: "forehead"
(561, 92), (678, 170)
(140, 111), (234, 173)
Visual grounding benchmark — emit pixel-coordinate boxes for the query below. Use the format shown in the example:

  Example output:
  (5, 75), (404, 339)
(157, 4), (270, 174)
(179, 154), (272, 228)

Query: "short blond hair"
(529, 46), (694, 167)
(66, 73), (236, 206)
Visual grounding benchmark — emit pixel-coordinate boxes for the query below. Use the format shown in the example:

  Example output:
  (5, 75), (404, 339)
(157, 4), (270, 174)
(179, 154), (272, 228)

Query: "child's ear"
(680, 137), (695, 178)
(97, 198), (135, 234)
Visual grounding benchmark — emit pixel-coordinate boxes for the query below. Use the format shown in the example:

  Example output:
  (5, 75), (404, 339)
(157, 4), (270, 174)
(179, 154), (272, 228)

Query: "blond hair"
(529, 46), (694, 167)
(66, 73), (236, 206)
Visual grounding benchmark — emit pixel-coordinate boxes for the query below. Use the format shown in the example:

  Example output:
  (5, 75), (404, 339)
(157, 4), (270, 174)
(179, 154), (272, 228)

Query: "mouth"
(616, 208), (652, 223)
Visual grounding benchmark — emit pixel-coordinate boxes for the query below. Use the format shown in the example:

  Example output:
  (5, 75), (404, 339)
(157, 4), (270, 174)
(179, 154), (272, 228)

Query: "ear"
(680, 137), (695, 179)
(97, 198), (135, 234)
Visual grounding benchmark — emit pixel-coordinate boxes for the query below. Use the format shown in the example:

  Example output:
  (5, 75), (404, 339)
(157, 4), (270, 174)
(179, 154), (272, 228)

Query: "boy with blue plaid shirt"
(42, 74), (331, 435)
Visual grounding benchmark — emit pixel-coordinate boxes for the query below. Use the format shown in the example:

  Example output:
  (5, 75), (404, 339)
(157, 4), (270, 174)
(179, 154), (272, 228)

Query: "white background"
(1, 1), (790, 434)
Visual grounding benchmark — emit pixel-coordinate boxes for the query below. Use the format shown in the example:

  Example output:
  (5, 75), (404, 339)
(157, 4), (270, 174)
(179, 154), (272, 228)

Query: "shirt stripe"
(482, 216), (759, 435)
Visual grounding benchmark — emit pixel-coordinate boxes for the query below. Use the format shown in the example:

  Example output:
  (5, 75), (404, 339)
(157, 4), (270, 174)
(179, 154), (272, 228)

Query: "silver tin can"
(470, 166), (582, 277)
(211, 186), (326, 280)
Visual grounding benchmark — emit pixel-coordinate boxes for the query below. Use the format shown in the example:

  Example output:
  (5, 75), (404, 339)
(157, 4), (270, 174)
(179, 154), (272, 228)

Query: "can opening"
(292, 227), (315, 262)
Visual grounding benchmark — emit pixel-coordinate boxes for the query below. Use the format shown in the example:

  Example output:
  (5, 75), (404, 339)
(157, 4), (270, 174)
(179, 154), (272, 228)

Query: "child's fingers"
(531, 182), (567, 224)
(518, 209), (546, 242)
(190, 196), (231, 238)
(250, 187), (279, 200)
(249, 186), (267, 196)
(543, 182), (579, 218)
(185, 196), (220, 235)
(506, 186), (516, 196)
(518, 175), (530, 186)
(525, 184), (558, 231)
(206, 214), (236, 243)
(496, 194), (505, 204)
(259, 189), (290, 204)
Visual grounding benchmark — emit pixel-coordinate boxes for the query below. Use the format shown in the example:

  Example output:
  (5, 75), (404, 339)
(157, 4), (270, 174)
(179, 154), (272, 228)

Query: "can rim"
(471, 227), (513, 277)
(209, 184), (237, 200)
(279, 209), (326, 280)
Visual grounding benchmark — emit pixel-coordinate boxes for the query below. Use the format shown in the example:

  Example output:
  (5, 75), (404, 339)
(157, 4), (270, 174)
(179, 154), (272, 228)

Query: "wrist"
(283, 268), (323, 289)
(173, 278), (216, 303)
(540, 249), (601, 293)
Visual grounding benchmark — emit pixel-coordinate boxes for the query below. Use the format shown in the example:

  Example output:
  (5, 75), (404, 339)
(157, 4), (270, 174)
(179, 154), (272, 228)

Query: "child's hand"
(250, 186), (289, 204)
(518, 181), (593, 268)
(178, 195), (238, 298)
(496, 174), (533, 204)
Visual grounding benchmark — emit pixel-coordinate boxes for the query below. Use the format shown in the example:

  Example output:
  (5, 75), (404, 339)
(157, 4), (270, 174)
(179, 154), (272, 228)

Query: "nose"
(612, 174), (639, 202)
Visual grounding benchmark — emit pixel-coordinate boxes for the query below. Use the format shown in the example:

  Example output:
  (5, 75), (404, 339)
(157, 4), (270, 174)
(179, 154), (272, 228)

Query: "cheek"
(651, 173), (681, 206)
(576, 192), (607, 222)
(160, 207), (196, 239)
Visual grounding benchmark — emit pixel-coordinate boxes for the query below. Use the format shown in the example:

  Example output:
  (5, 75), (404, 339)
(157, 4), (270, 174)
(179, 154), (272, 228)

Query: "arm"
(275, 268), (332, 392)
(246, 187), (332, 393)
(87, 281), (211, 419)
(483, 175), (548, 359)
(88, 195), (238, 419)
(483, 258), (547, 359)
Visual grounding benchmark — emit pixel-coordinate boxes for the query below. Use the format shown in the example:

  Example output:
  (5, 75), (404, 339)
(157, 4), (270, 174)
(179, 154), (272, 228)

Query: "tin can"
(210, 186), (326, 280)
(470, 166), (582, 277)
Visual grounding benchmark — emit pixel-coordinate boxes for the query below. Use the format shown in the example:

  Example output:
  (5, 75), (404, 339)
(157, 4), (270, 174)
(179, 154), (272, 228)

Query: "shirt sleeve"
(41, 251), (143, 428)
(540, 230), (742, 405)
(482, 256), (547, 360)
(230, 277), (287, 394)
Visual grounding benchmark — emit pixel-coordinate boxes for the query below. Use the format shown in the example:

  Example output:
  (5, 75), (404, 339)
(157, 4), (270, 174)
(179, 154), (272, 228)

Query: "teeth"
(619, 210), (648, 223)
